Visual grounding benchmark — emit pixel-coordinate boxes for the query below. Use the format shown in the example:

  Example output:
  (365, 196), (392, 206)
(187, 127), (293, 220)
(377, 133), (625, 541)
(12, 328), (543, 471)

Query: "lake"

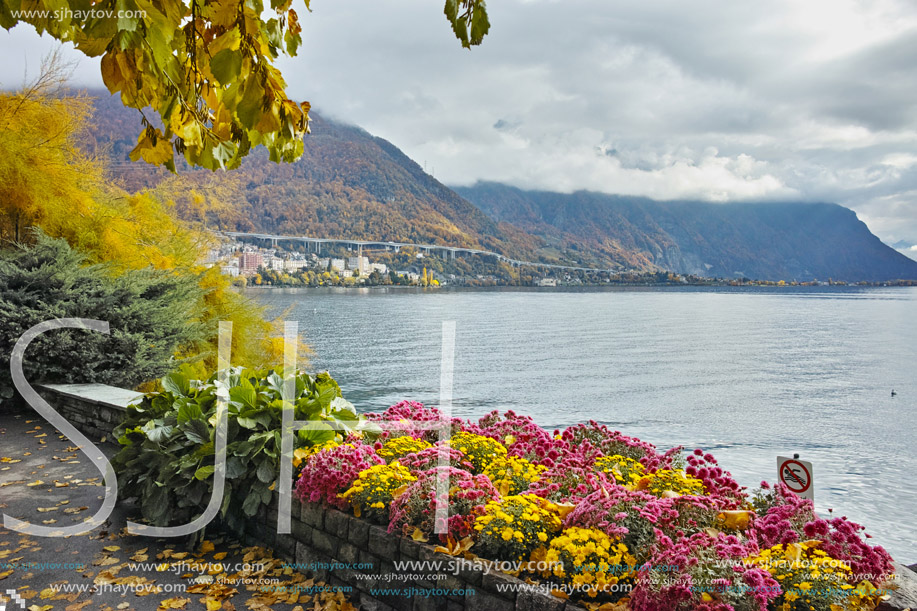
(253, 286), (917, 562)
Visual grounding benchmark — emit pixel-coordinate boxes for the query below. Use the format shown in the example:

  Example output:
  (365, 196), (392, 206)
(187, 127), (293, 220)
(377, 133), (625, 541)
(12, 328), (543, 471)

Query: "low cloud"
(3, 0), (917, 244)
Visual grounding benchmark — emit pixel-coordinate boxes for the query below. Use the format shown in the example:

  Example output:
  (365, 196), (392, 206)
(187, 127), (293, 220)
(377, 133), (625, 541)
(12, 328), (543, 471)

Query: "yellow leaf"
(411, 528), (428, 542)
(158, 597), (191, 610)
(550, 589), (569, 600)
(104, 545), (121, 552)
(717, 510), (752, 530)
(199, 540), (215, 554)
(205, 598), (222, 611)
(130, 131), (174, 166)
(0, 569), (14, 580)
(27, 480), (45, 487)
(785, 541), (808, 564)
(28, 605), (54, 611)
(434, 535), (475, 556)
(213, 552), (227, 561)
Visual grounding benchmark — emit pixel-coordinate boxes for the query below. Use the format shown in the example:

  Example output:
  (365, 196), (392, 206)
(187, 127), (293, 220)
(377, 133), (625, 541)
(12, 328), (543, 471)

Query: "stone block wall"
(243, 496), (586, 611)
(37, 383), (140, 444)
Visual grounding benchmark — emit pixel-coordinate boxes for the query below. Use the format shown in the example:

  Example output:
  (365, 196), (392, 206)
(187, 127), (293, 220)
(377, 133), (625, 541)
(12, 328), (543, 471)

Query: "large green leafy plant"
(113, 367), (368, 532)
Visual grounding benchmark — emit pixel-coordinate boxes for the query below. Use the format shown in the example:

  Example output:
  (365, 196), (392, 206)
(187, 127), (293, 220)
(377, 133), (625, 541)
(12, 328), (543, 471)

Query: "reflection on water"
(253, 286), (917, 562)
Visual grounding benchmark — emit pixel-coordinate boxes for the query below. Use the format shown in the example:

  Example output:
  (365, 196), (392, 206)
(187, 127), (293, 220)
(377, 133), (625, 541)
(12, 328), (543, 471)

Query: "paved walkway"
(0, 412), (355, 611)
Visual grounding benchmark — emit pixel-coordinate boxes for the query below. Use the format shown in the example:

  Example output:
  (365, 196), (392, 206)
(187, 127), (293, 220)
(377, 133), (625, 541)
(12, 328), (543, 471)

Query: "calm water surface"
(253, 286), (917, 561)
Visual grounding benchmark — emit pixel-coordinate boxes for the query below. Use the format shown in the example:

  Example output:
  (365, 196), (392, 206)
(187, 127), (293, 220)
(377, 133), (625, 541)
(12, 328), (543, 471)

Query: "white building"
(220, 265), (240, 277)
(348, 256), (370, 276)
(330, 258), (346, 272)
(284, 259), (308, 271)
(269, 257), (284, 271)
(371, 263), (388, 275)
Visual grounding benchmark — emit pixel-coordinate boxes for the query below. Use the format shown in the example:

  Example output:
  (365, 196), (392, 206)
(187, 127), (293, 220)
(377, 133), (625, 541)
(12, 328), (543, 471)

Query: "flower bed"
(297, 405), (898, 611)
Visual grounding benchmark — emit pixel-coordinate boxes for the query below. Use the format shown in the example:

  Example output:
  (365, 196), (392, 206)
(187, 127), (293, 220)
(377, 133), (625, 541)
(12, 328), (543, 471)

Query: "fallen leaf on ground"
(410, 528), (428, 542)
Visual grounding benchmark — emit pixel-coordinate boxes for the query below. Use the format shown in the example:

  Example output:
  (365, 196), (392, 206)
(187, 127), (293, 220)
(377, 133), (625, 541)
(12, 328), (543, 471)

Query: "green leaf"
(183, 419), (210, 444)
(210, 48), (242, 85)
(298, 422), (335, 445)
(145, 422), (174, 445)
(236, 417), (258, 429)
(193, 441), (215, 458)
(236, 77), (265, 128)
(176, 399), (203, 424)
(194, 465), (215, 480)
(162, 371), (191, 397)
(256, 458), (274, 484)
(242, 488), (262, 517)
(469, 0), (490, 45)
(230, 380), (258, 410)
(225, 456), (246, 479)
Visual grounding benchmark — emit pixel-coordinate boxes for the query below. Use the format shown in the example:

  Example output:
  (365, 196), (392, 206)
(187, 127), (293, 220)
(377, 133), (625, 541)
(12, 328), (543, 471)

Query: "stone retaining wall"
(243, 496), (585, 611)
(37, 383), (140, 444)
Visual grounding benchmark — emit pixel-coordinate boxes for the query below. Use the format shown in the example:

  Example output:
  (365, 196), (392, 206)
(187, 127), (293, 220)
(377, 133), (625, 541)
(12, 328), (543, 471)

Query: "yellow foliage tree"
(0, 62), (303, 379)
(0, 0), (490, 171)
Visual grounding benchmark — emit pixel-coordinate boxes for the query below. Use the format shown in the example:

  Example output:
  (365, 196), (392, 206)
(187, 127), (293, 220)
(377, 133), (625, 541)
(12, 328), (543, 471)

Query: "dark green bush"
(0, 231), (208, 406)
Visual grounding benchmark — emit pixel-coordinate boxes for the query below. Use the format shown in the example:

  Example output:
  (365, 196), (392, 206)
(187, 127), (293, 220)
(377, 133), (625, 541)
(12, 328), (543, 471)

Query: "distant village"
(204, 238), (914, 288)
(205, 239), (449, 287)
(203, 238), (585, 287)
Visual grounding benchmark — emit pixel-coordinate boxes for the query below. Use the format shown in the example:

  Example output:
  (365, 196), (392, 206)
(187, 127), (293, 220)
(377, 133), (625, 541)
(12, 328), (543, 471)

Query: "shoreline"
(239, 283), (917, 293)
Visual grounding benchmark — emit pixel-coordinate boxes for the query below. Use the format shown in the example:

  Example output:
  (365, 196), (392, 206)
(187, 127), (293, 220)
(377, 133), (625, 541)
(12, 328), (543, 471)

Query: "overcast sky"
(3, 0), (917, 257)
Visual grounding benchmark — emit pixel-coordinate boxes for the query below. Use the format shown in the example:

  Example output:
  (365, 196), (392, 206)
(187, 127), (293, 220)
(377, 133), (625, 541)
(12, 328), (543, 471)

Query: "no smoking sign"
(777, 456), (814, 500)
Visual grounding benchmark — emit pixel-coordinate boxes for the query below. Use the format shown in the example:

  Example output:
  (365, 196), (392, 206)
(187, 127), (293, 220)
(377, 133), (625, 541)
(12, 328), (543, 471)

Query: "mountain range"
(84, 91), (917, 282)
(455, 183), (917, 282)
